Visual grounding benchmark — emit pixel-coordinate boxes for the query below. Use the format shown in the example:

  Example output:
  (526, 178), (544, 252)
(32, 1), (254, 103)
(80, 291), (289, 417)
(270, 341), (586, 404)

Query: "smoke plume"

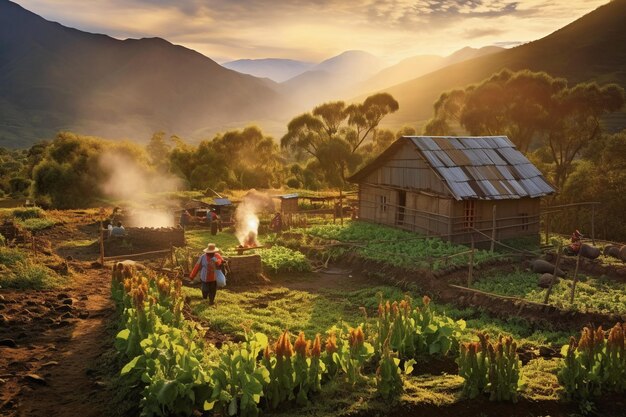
(99, 151), (182, 227)
(235, 190), (275, 247)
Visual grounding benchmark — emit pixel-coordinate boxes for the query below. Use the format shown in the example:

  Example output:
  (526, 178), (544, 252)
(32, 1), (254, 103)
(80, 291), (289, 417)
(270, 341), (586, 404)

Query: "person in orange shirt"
(189, 243), (223, 305)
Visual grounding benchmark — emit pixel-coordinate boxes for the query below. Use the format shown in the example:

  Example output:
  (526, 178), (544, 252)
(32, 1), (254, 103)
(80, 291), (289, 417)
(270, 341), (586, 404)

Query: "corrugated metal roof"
(407, 136), (556, 200)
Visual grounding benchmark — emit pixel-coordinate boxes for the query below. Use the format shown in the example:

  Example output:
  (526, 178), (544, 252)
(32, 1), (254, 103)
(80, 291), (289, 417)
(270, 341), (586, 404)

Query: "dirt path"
(0, 265), (114, 417)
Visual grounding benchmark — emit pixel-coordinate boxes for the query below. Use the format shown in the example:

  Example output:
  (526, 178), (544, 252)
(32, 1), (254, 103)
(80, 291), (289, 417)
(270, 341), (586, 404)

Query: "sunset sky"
(15, 0), (608, 64)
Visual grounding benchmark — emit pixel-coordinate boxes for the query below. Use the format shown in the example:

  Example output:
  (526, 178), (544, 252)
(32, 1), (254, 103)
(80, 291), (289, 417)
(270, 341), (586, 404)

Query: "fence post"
(490, 205), (496, 253)
(569, 251), (582, 305)
(591, 204), (596, 245)
(545, 213), (550, 245)
(543, 243), (562, 305)
(468, 234), (475, 288)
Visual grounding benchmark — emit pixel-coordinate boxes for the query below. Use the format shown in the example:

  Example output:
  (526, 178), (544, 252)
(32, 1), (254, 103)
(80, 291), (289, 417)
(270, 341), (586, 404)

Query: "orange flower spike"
(356, 326), (365, 345)
(377, 302), (384, 317)
(391, 301), (399, 317)
(282, 331), (294, 358)
(311, 334), (322, 358)
(423, 295), (431, 307)
(264, 345), (271, 360)
(294, 332), (308, 357)
(325, 332), (337, 354)
(385, 301), (390, 314)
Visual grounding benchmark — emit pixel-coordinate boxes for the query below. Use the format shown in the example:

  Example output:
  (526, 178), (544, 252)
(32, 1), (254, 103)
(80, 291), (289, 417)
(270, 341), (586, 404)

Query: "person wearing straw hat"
(189, 243), (223, 305)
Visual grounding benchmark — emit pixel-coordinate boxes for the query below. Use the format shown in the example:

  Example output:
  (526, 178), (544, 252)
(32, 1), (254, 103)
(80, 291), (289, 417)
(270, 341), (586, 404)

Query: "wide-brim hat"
(203, 243), (220, 253)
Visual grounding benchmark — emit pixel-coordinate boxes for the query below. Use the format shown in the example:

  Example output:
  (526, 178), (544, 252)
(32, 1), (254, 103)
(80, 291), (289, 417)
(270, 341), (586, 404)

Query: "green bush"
(20, 217), (55, 231)
(12, 207), (44, 220)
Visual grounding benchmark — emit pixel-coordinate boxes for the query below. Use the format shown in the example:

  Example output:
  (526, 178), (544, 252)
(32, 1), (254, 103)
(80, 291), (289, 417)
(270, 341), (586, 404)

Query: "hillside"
(361, 46), (503, 94)
(374, 0), (626, 130)
(0, 0), (290, 146)
(221, 58), (314, 83)
(278, 50), (386, 110)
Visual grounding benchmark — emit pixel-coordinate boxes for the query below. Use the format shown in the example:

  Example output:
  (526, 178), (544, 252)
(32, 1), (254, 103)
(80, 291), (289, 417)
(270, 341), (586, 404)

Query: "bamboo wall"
(358, 184), (541, 244)
(363, 142), (452, 196)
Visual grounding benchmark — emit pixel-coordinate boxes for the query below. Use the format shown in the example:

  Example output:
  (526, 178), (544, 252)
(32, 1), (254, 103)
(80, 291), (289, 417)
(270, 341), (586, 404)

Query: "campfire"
(234, 190), (273, 250)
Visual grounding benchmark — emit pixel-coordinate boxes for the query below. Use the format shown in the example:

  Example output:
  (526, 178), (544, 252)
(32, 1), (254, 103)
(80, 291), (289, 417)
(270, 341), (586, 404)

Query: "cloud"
(14, 0), (609, 62)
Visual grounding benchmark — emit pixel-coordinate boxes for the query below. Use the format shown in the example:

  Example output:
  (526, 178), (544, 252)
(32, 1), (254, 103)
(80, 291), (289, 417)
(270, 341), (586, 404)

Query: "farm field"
(1, 210), (626, 417)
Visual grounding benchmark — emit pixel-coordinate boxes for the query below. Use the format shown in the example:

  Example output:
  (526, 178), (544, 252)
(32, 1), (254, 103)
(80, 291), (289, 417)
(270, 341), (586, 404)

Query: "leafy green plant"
(335, 325), (374, 385)
(457, 332), (521, 402)
(208, 330), (270, 417)
(376, 334), (403, 400)
(258, 245), (311, 273)
(374, 294), (465, 360)
(558, 323), (626, 399)
(305, 222), (498, 270)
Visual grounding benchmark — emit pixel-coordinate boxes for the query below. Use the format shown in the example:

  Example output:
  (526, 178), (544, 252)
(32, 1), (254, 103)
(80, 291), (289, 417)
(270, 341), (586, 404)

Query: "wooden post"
(170, 244), (175, 265)
(543, 243), (562, 305)
(591, 204), (596, 245)
(99, 222), (104, 264)
(339, 189), (344, 226)
(545, 213), (550, 245)
(468, 234), (475, 288)
(490, 205), (496, 253)
(99, 207), (105, 265)
(569, 251), (581, 305)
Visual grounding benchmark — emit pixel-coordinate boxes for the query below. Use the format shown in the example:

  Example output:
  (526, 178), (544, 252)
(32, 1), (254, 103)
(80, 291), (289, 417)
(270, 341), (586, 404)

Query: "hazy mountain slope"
(222, 58), (314, 83)
(0, 0), (289, 146)
(361, 46), (503, 94)
(278, 50), (386, 110)
(377, 0), (626, 128)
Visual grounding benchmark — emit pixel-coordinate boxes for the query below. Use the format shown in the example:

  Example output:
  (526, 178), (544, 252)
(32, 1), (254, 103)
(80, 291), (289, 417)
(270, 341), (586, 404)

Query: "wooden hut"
(278, 193), (299, 213)
(348, 136), (556, 244)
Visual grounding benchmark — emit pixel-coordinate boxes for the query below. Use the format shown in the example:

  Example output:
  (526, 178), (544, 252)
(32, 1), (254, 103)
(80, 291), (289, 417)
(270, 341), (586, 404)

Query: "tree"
(281, 93), (399, 186)
(425, 69), (625, 189)
(146, 131), (172, 174)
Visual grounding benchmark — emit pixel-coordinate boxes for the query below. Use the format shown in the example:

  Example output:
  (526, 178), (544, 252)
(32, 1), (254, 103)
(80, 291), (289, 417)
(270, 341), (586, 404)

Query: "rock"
(579, 244), (601, 260)
(0, 304), (5, 310)
(0, 378), (6, 384)
(24, 374), (47, 385)
(538, 273), (558, 288)
(55, 305), (73, 313)
(61, 298), (75, 306)
(78, 311), (90, 319)
(56, 293), (70, 300)
(0, 314), (8, 324)
(0, 294), (4, 301)
(41, 361), (59, 367)
(25, 300), (38, 306)
(619, 246), (626, 262)
(604, 245), (621, 258)
(60, 312), (74, 320)
(0, 338), (17, 348)
(531, 259), (566, 277)
(79, 295), (88, 301)
(56, 319), (72, 328)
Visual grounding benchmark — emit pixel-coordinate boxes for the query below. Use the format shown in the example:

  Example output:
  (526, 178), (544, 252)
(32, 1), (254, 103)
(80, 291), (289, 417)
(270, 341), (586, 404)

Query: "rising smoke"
(99, 151), (182, 227)
(235, 190), (275, 247)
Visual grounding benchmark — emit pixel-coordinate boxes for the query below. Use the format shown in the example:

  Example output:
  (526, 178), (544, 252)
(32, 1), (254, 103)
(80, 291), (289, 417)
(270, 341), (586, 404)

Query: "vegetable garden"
(107, 220), (626, 417)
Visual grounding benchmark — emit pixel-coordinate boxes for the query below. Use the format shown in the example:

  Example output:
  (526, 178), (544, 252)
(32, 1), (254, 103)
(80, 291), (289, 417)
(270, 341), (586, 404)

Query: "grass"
(185, 282), (406, 339)
(473, 269), (626, 315)
(184, 227), (240, 253)
(0, 246), (66, 290)
(0, 206), (58, 231)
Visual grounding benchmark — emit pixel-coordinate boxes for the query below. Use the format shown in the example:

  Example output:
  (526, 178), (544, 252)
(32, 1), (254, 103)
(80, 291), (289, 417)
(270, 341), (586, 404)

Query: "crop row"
(111, 266), (626, 416)
(304, 222), (499, 270)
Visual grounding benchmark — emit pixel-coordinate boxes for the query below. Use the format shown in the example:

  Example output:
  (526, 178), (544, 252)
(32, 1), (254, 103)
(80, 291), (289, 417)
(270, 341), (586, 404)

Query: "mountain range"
(1, 0), (625, 146)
